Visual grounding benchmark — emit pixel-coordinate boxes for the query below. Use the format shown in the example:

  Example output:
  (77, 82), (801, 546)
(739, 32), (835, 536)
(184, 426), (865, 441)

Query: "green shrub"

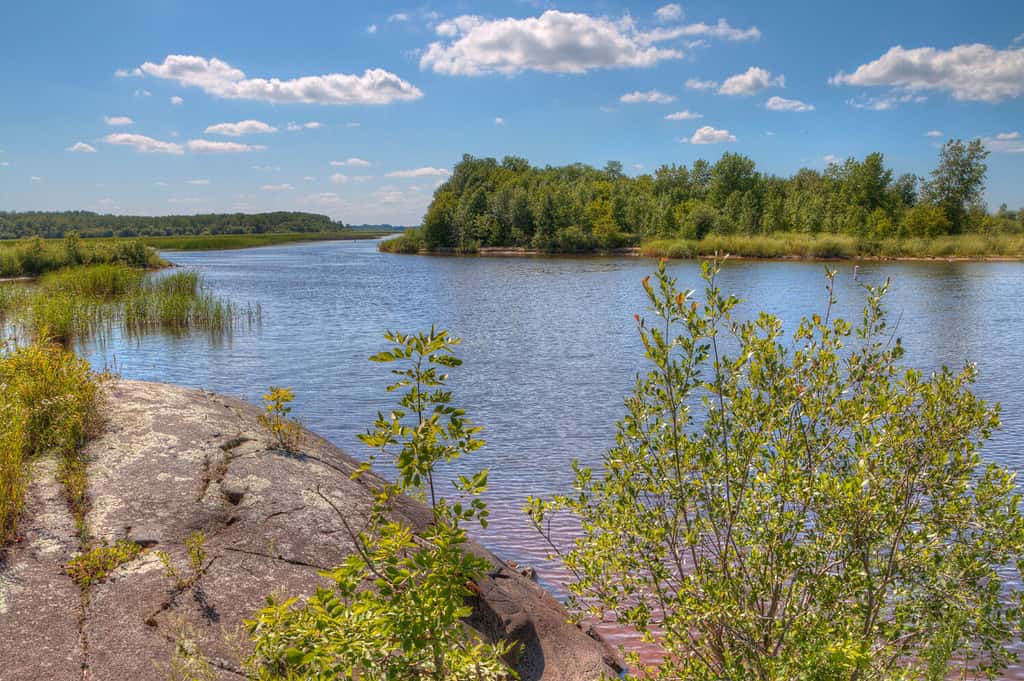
(530, 261), (1024, 680)
(66, 540), (142, 588)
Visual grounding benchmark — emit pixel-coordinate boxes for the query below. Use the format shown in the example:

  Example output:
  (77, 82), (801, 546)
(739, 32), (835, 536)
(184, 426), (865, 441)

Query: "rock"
(0, 380), (620, 680)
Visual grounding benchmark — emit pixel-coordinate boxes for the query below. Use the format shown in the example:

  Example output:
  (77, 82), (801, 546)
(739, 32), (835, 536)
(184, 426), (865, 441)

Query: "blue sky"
(1, 0), (1022, 225)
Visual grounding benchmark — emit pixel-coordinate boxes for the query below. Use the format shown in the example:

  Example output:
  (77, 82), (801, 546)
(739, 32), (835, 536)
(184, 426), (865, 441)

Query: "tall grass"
(640, 232), (1024, 260)
(1, 265), (260, 346)
(0, 235), (165, 278)
(0, 341), (102, 543)
(131, 230), (393, 251)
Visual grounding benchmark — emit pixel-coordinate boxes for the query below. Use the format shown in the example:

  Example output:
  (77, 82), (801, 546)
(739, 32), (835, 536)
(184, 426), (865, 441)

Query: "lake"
(80, 238), (1024, 656)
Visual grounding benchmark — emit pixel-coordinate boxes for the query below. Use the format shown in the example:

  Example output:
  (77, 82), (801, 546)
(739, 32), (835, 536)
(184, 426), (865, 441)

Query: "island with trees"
(382, 139), (1023, 259)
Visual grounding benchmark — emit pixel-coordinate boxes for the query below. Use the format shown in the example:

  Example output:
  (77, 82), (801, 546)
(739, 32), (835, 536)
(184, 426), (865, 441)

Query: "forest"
(391, 139), (1023, 254)
(0, 211), (344, 239)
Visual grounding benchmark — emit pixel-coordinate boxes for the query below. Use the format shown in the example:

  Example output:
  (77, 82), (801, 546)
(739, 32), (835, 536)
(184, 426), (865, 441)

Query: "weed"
(66, 540), (142, 588)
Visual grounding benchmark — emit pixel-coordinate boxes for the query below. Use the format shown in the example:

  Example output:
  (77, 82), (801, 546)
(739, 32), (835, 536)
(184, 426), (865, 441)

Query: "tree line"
(413, 140), (1022, 252)
(0, 211), (344, 239)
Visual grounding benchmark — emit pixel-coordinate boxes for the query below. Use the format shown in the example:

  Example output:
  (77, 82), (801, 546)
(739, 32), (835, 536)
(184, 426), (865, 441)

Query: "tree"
(923, 139), (990, 233)
(248, 329), (515, 680)
(530, 261), (1024, 680)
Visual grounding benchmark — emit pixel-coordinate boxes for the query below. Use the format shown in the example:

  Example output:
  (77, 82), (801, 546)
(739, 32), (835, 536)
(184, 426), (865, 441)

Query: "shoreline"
(390, 245), (1024, 263)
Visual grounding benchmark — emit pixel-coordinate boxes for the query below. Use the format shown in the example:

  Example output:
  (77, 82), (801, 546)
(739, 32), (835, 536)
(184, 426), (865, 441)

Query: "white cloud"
(664, 110), (702, 120)
(846, 92), (926, 110)
(251, 165), (281, 171)
(1015, 33), (1024, 45)
(262, 184), (294, 191)
(599, 105), (618, 113)
(104, 116), (134, 126)
(115, 67), (142, 77)
(186, 179), (210, 185)
(304, 192), (348, 207)
(638, 18), (760, 43)
(170, 95), (184, 105)
(186, 139), (266, 153)
(823, 154), (839, 164)
(620, 89), (677, 104)
(765, 96), (814, 112)
(205, 119), (278, 136)
(331, 157), (371, 167)
(345, 122), (361, 128)
(388, 12), (410, 22)
(494, 116), (505, 125)
(655, 4), (683, 22)
(104, 133), (184, 154)
(330, 173), (351, 184)
(136, 54), (423, 105)
(420, 10), (686, 76)
(367, 24), (378, 34)
(303, 176), (316, 181)
(30, 176), (42, 182)
(168, 197), (201, 204)
(95, 198), (118, 209)
(0, 162), (9, 167)
(154, 181), (169, 186)
(688, 126), (736, 144)
(386, 167), (450, 178)
(983, 131), (1024, 153)
(303, 121), (324, 129)
(925, 130), (944, 137)
(66, 142), (97, 153)
(685, 77), (718, 90)
(135, 89), (152, 97)
(718, 67), (784, 95)
(829, 44), (1024, 102)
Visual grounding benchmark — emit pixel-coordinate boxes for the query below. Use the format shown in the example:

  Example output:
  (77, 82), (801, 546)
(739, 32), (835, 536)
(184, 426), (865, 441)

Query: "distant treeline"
(0, 211), (345, 239)
(399, 140), (1022, 253)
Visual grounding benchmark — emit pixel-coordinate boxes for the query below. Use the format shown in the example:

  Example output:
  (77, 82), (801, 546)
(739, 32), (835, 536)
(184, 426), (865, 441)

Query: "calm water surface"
(80, 238), (1024, 659)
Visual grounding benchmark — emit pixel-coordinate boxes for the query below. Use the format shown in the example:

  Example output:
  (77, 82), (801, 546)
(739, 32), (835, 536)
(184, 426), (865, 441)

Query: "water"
(79, 238), (1024, 659)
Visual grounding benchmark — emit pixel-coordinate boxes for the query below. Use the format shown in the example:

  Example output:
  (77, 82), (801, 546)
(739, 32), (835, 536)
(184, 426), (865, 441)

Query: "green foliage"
(66, 539), (142, 588)
(258, 387), (302, 451)
(155, 530), (209, 590)
(0, 235), (164, 278)
(396, 143), (1019, 255)
(0, 340), (102, 543)
(247, 328), (515, 680)
(529, 261), (1024, 680)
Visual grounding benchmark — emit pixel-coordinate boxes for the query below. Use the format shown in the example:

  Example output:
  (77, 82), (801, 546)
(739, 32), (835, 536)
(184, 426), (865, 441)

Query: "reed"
(0, 235), (165, 278)
(640, 232), (1024, 260)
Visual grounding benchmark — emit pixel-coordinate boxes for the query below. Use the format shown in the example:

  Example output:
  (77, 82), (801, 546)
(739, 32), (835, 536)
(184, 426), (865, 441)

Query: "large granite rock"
(0, 380), (619, 680)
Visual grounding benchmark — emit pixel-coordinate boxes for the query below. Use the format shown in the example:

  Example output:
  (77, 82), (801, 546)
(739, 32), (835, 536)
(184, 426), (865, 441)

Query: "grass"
(0, 234), (165, 279)
(0, 264), (261, 346)
(124, 230), (395, 251)
(639, 232), (1024, 260)
(0, 340), (103, 544)
(378, 230), (426, 254)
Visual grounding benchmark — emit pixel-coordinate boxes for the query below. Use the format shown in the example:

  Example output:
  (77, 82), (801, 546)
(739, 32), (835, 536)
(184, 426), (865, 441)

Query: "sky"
(1, 0), (1022, 225)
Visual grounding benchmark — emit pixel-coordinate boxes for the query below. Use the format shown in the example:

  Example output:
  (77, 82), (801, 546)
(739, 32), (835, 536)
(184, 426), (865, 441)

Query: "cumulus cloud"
(664, 110), (702, 120)
(204, 120), (278, 136)
(135, 54), (423, 105)
(925, 130), (944, 137)
(718, 67), (784, 95)
(186, 179), (210, 185)
(170, 95), (184, 105)
(983, 131), (1024, 153)
(688, 126), (736, 144)
(286, 121), (325, 131)
(115, 67), (142, 77)
(638, 19), (760, 43)
(823, 155), (839, 164)
(367, 24), (377, 34)
(829, 44), (1024, 102)
(420, 10), (686, 75)
(330, 173), (351, 184)
(331, 158), (371, 167)
(655, 4), (683, 22)
(386, 167), (450, 178)
(262, 184), (294, 191)
(765, 96), (814, 111)
(186, 139), (266, 153)
(685, 77), (719, 90)
(104, 133), (184, 154)
(66, 142), (97, 153)
(104, 116), (134, 126)
(846, 92), (926, 110)
(621, 89), (677, 104)
(494, 116), (505, 125)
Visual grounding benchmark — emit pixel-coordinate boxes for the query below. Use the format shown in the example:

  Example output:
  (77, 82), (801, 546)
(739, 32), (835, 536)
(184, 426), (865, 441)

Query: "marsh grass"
(0, 235), (165, 278)
(640, 232), (1024, 260)
(1, 265), (260, 346)
(130, 230), (393, 251)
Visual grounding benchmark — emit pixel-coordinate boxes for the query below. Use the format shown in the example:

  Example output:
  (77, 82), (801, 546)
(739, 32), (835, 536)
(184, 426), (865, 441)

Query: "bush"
(530, 261), (1024, 680)
(0, 341), (102, 543)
